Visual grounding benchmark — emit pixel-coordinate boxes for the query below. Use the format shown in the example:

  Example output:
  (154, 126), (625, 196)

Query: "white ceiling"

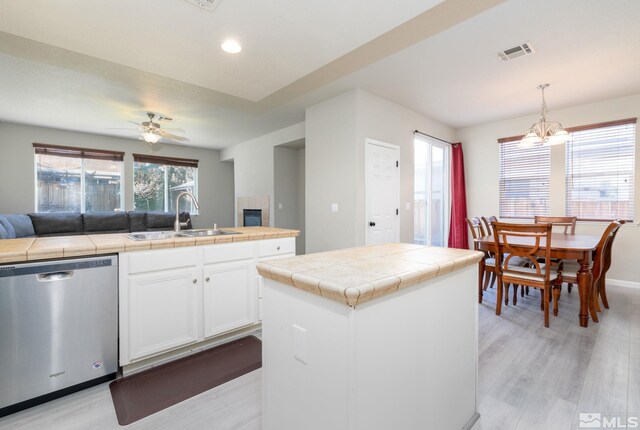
(0, 0), (639, 149)
(0, 0), (443, 101)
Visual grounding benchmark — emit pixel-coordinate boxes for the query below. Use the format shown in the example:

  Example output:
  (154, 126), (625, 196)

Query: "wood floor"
(0, 284), (638, 430)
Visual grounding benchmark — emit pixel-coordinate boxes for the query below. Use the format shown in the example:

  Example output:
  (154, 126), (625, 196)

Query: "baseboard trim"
(607, 278), (640, 290)
(463, 412), (481, 430)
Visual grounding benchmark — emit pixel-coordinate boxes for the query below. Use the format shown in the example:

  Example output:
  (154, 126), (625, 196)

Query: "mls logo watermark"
(579, 412), (639, 428)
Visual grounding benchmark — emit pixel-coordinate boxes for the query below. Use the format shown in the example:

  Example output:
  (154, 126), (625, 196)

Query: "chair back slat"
(534, 216), (577, 235)
(481, 216), (497, 235)
(465, 217), (486, 241)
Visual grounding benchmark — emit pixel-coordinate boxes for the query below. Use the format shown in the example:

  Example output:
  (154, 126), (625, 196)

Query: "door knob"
(369, 221), (376, 227)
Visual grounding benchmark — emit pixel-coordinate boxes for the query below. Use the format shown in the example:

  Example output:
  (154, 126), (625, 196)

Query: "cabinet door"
(203, 261), (255, 338)
(128, 267), (201, 361)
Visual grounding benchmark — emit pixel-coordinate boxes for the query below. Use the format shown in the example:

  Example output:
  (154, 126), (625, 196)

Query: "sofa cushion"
(2, 214), (35, 238)
(146, 212), (191, 231)
(0, 215), (17, 239)
(127, 211), (147, 233)
(83, 212), (129, 234)
(28, 212), (83, 237)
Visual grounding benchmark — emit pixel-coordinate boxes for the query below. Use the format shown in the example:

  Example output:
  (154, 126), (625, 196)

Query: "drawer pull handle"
(192, 279), (197, 284)
(277, 246), (281, 251)
(205, 277), (210, 282)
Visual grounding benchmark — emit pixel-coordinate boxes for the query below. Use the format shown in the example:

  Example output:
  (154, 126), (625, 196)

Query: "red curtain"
(448, 143), (469, 249)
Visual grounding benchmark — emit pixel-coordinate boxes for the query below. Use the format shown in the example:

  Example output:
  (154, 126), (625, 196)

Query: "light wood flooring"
(1, 284), (638, 430)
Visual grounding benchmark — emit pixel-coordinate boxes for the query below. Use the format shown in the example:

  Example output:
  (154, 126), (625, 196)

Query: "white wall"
(305, 91), (359, 253)
(305, 89), (456, 253)
(355, 90), (456, 245)
(456, 93), (640, 285)
(221, 122), (304, 227)
(0, 122), (235, 228)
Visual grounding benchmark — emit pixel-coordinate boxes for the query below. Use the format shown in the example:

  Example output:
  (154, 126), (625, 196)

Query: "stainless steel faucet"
(174, 192), (200, 233)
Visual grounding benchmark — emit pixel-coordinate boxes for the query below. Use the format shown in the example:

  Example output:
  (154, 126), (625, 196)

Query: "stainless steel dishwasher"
(0, 255), (118, 416)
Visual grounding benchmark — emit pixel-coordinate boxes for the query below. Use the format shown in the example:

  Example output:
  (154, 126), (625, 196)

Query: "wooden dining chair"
(481, 216), (497, 236)
(534, 216), (578, 292)
(560, 220), (625, 311)
(492, 222), (563, 327)
(534, 216), (577, 234)
(466, 217), (495, 292)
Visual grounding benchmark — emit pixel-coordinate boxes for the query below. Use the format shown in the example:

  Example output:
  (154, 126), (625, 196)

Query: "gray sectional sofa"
(0, 211), (192, 239)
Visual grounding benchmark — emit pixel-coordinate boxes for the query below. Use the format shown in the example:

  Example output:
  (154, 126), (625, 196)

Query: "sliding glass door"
(414, 136), (450, 246)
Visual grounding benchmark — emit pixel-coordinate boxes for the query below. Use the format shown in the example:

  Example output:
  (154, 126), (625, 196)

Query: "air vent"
(498, 41), (536, 61)
(183, 0), (223, 12)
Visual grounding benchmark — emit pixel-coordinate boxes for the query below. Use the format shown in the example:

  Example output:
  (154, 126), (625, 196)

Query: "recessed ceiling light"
(221, 40), (242, 54)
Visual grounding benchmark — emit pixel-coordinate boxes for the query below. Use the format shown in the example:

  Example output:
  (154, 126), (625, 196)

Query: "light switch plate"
(292, 324), (308, 364)
(278, 203), (283, 210)
(331, 203), (339, 212)
(405, 202), (411, 210)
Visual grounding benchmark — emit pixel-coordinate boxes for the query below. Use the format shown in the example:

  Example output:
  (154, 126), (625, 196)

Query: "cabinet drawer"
(203, 241), (255, 264)
(127, 247), (200, 275)
(257, 238), (295, 257)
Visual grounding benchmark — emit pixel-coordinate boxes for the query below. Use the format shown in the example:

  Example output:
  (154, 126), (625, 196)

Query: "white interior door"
(414, 136), (450, 246)
(366, 140), (399, 245)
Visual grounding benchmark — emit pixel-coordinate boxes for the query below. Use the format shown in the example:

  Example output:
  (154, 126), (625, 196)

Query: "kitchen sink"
(127, 229), (240, 241)
(126, 231), (178, 241)
(177, 229), (241, 238)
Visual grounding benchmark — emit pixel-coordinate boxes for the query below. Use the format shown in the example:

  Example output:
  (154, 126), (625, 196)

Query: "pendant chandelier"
(521, 83), (569, 147)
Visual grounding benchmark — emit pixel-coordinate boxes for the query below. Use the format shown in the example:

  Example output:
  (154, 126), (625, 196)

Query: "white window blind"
(565, 119), (636, 221)
(498, 139), (550, 218)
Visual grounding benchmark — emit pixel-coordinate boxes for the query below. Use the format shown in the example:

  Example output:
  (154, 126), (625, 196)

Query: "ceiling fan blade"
(107, 127), (140, 130)
(160, 127), (185, 133)
(128, 121), (143, 127)
(158, 131), (189, 142)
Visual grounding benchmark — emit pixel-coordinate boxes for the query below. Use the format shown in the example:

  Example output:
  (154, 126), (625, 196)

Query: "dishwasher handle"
(36, 271), (75, 282)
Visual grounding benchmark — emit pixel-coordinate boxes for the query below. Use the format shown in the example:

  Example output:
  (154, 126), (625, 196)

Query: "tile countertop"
(0, 227), (299, 264)
(256, 243), (484, 307)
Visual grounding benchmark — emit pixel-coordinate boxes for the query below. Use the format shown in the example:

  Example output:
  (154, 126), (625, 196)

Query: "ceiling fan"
(112, 112), (189, 146)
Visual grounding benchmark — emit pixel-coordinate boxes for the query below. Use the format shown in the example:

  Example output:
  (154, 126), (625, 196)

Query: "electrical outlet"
(331, 203), (339, 212)
(278, 203), (283, 210)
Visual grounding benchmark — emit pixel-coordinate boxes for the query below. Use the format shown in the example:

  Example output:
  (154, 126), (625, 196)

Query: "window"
(498, 139), (550, 218)
(34, 143), (124, 213)
(414, 136), (450, 246)
(133, 154), (199, 214)
(565, 119), (635, 221)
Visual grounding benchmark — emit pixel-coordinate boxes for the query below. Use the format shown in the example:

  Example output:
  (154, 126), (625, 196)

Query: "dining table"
(475, 233), (600, 328)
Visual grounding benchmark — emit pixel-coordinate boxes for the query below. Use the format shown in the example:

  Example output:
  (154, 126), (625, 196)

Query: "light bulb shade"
(142, 132), (161, 144)
(520, 131), (541, 147)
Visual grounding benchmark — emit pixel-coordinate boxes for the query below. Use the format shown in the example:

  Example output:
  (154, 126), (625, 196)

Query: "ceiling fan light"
(142, 132), (160, 144)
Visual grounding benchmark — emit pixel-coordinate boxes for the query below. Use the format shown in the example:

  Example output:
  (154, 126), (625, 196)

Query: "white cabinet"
(203, 260), (255, 338)
(128, 267), (201, 361)
(119, 237), (296, 366)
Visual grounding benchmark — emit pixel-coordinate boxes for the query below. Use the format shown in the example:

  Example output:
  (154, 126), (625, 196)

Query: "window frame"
(33, 143), (125, 213)
(132, 153), (199, 214)
(496, 117), (636, 223)
(564, 118), (636, 222)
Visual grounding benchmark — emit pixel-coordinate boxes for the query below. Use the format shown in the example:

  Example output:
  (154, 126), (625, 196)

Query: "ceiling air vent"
(498, 41), (536, 61)
(182, 0), (223, 12)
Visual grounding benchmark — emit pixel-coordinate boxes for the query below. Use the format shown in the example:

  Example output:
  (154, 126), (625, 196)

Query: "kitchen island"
(257, 243), (483, 430)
